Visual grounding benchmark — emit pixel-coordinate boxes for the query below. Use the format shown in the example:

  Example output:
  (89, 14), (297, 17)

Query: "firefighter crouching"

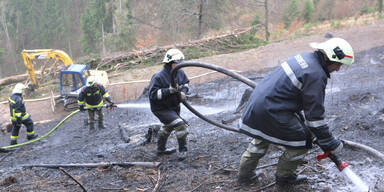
(148, 48), (190, 160)
(78, 76), (114, 130)
(237, 38), (353, 185)
(8, 83), (38, 145)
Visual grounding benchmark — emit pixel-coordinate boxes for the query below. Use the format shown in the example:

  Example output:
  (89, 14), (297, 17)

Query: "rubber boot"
(10, 139), (17, 145)
(276, 174), (307, 185)
(157, 135), (176, 155)
(238, 172), (261, 186)
(177, 137), (188, 161)
(89, 123), (95, 130)
(27, 134), (38, 140)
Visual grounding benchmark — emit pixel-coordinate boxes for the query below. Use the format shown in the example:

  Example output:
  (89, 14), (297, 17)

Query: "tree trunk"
(197, 0), (204, 39)
(0, 74), (29, 87)
(264, 0), (269, 41)
(379, 0), (383, 13)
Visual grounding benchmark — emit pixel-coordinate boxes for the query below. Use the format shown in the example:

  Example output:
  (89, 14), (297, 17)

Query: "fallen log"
(342, 139), (384, 161)
(22, 162), (161, 168)
(0, 72), (42, 87)
(0, 74), (29, 87)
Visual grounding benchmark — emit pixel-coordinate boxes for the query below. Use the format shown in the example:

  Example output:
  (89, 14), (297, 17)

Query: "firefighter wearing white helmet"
(162, 48), (185, 63)
(8, 83), (38, 145)
(310, 37), (354, 66)
(148, 48), (190, 160)
(237, 38), (353, 185)
(78, 76), (114, 130)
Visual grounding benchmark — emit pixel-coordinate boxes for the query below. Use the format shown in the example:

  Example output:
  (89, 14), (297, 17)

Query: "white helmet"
(310, 37), (354, 66)
(86, 76), (97, 87)
(162, 48), (184, 63)
(12, 83), (26, 94)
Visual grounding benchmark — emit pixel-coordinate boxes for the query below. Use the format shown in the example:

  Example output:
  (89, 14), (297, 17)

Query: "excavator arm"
(21, 49), (74, 88)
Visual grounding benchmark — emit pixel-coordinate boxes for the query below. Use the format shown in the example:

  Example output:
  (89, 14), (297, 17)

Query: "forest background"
(0, 0), (383, 79)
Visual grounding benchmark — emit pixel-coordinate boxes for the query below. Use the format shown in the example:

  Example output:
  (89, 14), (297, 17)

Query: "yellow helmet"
(162, 48), (184, 63)
(310, 37), (354, 66)
(12, 83), (26, 94)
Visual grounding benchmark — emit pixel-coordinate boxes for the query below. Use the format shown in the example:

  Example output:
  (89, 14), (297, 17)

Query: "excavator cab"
(58, 64), (108, 109)
(59, 64), (89, 109)
(59, 64), (89, 95)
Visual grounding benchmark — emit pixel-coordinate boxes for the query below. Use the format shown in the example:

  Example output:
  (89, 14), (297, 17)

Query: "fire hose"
(170, 61), (256, 133)
(0, 105), (112, 150)
(171, 61), (369, 191)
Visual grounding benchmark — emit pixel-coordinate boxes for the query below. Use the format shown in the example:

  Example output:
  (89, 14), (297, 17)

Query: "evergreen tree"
(80, 0), (110, 54)
(302, 0), (314, 23)
(283, 0), (299, 28)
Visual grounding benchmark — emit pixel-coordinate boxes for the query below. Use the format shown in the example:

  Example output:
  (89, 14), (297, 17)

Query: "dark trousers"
(87, 108), (103, 127)
(11, 117), (34, 140)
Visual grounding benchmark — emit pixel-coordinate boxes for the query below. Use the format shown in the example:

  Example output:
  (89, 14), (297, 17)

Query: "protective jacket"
(9, 93), (30, 121)
(149, 64), (189, 126)
(78, 83), (111, 107)
(240, 51), (338, 149)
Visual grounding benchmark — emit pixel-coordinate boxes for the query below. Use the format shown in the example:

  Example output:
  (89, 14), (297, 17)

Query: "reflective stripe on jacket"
(240, 52), (329, 148)
(9, 93), (30, 120)
(148, 64), (189, 113)
(77, 84), (110, 107)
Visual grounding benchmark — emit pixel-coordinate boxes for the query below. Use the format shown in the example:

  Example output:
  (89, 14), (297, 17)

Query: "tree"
(80, 0), (111, 54)
(283, 0), (299, 28)
(302, 0), (314, 22)
(264, 0), (269, 41)
(103, 0), (135, 52)
(379, 0), (383, 13)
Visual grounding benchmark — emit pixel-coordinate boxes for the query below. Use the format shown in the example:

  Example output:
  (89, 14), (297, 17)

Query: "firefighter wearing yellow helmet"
(8, 83), (38, 145)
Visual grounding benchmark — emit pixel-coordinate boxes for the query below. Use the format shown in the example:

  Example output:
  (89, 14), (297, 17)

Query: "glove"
(309, 125), (341, 152)
(317, 136), (342, 153)
(169, 85), (178, 94)
(107, 102), (116, 109)
(79, 105), (85, 112)
(179, 91), (186, 101)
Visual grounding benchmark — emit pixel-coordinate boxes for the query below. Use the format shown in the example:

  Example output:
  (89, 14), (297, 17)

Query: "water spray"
(316, 151), (369, 192)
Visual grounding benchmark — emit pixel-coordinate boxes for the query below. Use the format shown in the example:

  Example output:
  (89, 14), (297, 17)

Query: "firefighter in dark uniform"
(237, 38), (354, 185)
(148, 48), (190, 160)
(8, 83), (38, 145)
(78, 76), (114, 130)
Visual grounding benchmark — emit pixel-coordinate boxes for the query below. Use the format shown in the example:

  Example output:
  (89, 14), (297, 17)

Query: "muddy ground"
(1, 44), (384, 192)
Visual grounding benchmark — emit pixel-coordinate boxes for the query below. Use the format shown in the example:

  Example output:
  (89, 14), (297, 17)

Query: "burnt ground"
(1, 46), (384, 192)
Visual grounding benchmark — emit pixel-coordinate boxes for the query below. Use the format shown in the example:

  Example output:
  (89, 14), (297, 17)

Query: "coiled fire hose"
(170, 61), (256, 133)
(0, 105), (112, 150)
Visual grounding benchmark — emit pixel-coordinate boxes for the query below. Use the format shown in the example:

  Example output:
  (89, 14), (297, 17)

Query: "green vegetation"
(361, 5), (376, 15)
(302, 0), (314, 22)
(80, 0), (111, 54)
(283, 0), (299, 28)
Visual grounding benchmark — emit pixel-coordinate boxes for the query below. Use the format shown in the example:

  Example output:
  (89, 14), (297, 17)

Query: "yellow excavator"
(21, 49), (108, 109)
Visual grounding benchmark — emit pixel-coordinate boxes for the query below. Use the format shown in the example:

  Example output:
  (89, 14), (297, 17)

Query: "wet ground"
(1, 46), (384, 192)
